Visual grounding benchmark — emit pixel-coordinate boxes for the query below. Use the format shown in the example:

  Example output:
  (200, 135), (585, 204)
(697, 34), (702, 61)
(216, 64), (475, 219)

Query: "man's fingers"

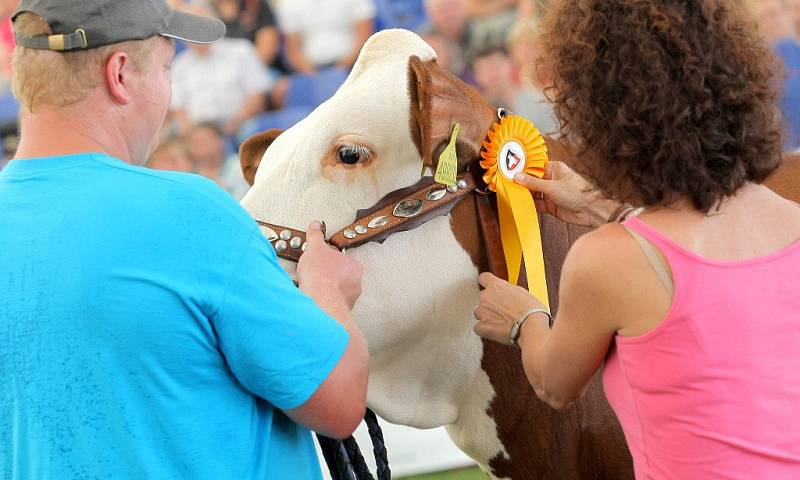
(306, 221), (326, 246)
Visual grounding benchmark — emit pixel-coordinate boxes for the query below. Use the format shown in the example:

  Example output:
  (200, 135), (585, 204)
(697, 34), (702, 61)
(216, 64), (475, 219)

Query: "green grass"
(399, 466), (487, 480)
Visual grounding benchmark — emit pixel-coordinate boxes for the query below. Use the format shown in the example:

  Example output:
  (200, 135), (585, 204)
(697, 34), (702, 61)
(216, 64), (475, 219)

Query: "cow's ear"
(240, 129), (283, 186)
(407, 56), (497, 172)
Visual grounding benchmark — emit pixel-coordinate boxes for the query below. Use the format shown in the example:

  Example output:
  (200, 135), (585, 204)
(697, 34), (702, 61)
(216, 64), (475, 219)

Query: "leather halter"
(255, 173), (478, 262)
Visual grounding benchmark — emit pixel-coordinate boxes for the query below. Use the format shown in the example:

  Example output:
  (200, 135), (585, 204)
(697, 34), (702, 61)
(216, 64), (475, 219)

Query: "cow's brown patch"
(766, 153), (800, 203)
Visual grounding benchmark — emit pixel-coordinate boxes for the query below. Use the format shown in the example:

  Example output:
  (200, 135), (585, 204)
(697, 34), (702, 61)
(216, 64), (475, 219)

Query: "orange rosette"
(480, 115), (549, 306)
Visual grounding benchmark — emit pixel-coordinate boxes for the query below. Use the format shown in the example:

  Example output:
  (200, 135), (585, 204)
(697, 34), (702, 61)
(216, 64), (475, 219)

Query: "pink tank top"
(603, 216), (800, 480)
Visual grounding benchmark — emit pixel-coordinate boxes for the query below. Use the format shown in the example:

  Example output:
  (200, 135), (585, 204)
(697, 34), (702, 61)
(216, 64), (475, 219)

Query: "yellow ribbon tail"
(496, 178), (550, 308)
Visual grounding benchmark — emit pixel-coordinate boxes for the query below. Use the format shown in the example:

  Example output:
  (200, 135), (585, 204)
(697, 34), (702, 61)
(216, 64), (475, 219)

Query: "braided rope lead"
(344, 436), (375, 480)
(365, 409), (391, 480)
(316, 434), (356, 480)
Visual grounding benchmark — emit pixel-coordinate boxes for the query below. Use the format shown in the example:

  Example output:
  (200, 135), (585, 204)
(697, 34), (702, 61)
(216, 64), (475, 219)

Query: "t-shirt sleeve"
(275, 2), (302, 34)
(237, 42), (274, 93)
(349, 0), (377, 22)
(211, 232), (349, 410)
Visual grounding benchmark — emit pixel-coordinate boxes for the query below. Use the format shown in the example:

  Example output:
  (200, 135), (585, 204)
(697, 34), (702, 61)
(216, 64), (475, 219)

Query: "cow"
(236, 29), (634, 479)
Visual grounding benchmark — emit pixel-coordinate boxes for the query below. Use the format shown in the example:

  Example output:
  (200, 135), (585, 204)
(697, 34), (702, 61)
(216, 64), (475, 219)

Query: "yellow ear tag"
(434, 123), (460, 186)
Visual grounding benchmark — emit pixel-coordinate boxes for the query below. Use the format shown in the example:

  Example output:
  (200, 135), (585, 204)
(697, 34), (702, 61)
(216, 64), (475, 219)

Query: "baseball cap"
(12, 0), (226, 52)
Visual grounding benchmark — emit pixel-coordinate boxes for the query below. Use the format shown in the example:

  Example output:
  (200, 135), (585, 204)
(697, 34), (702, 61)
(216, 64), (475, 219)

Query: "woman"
(472, 1), (800, 478)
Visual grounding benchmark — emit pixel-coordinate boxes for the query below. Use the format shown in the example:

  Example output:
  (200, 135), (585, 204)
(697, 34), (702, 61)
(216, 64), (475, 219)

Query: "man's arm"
(285, 222), (369, 439)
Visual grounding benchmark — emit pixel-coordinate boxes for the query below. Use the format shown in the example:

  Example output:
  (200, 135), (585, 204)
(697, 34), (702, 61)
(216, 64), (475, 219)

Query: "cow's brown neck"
(449, 197), (634, 480)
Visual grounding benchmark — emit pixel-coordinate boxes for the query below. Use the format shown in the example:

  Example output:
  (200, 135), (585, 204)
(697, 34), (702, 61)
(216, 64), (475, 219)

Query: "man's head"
(749, 0), (795, 44)
(423, 0), (467, 42)
(11, 0), (224, 164)
(188, 123), (226, 180)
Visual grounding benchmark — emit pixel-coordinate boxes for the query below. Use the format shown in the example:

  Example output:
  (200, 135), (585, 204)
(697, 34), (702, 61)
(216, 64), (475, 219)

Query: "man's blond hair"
(12, 13), (160, 111)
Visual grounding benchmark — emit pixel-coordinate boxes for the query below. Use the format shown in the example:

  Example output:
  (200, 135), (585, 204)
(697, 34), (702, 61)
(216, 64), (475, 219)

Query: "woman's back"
(603, 187), (800, 479)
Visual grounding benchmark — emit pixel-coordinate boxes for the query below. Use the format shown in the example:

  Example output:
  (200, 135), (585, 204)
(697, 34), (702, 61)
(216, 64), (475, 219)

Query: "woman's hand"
(514, 161), (619, 228)
(473, 272), (548, 346)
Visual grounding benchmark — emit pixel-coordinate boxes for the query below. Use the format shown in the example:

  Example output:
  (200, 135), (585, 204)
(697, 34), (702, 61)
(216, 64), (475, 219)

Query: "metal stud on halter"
(446, 185), (458, 193)
(275, 240), (288, 253)
(426, 188), (447, 201)
(457, 179), (468, 190)
(344, 229), (357, 239)
(279, 230), (292, 241)
(290, 237), (302, 249)
(368, 216), (389, 229)
(354, 225), (368, 235)
(393, 199), (424, 218)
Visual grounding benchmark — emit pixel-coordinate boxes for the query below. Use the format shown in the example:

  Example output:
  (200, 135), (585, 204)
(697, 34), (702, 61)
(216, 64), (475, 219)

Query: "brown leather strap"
(255, 221), (308, 262)
(255, 174), (476, 262)
(329, 174), (476, 250)
(474, 193), (509, 282)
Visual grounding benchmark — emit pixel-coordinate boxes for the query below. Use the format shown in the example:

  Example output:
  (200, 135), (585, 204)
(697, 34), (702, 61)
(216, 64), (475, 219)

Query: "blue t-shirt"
(0, 153), (349, 479)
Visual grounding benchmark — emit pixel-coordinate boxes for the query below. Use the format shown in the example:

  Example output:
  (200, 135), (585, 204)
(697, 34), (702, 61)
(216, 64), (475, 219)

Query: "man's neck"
(14, 101), (133, 163)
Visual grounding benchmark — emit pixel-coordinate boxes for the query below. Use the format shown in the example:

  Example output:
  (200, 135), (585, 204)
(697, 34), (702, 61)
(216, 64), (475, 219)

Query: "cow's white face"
(241, 30), (509, 475)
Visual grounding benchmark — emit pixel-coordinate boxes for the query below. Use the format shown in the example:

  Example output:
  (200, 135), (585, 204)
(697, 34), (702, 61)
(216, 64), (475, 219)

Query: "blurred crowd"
(0, 0), (799, 198)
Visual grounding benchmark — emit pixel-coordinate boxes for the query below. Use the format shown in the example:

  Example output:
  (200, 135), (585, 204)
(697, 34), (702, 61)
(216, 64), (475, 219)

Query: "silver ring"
(472, 305), (480, 321)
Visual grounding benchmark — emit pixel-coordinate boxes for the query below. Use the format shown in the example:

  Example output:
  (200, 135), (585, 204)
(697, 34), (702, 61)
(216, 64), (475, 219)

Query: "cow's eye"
(337, 144), (372, 165)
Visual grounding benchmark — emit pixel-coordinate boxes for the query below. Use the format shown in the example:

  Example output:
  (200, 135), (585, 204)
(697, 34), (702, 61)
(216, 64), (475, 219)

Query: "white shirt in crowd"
(171, 38), (274, 125)
(276, 0), (376, 67)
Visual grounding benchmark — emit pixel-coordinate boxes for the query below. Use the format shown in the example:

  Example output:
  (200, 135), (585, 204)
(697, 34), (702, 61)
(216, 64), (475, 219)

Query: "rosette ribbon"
(480, 115), (550, 307)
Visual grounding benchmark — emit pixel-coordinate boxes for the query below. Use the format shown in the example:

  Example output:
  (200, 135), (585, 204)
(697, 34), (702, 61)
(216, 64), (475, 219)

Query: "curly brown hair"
(541, 0), (784, 213)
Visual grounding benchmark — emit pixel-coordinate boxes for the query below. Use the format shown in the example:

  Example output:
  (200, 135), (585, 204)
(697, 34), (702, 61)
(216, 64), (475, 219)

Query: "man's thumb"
(306, 221), (326, 244)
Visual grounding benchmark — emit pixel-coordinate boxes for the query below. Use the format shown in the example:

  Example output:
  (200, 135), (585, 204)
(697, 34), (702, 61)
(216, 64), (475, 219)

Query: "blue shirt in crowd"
(775, 38), (800, 150)
(0, 153), (349, 479)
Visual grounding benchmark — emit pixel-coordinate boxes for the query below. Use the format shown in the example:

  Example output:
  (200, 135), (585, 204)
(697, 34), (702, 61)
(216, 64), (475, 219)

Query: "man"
(277, 0), (375, 73)
(171, 5), (273, 137)
(0, 2), (369, 479)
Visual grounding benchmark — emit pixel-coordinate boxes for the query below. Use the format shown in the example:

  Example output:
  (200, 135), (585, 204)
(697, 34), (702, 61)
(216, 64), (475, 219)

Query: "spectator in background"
(188, 123), (249, 199)
(147, 139), (194, 173)
(0, 0), (15, 93)
(473, 44), (557, 135)
(506, 20), (558, 135)
(212, 0), (281, 69)
(170, 7), (273, 137)
(466, 0), (517, 55)
(421, 33), (464, 77)
(418, 0), (473, 78)
(277, 0), (375, 73)
(786, 0), (800, 38)
(750, 0), (800, 149)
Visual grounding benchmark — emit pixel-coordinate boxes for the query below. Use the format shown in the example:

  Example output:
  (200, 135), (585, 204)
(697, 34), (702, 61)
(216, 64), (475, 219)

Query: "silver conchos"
(368, 216), (389, 229)
(457, 179), (468, 189)
(393, 199), (424, 218)
(426, 188), (447, 202)
(344, 229), (357, 239)
(354, 225), (368, 235)
(290, 237), (302, 249)
(259, 225), (279, 242)
(275, 240), (288, 253)
(446, 184), (458, 193)
(279, 230), (292, 241)
(301, 242), (308, 252)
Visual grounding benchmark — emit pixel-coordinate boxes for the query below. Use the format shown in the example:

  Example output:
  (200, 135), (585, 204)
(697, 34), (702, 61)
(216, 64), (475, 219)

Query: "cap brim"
(161, 10), (225, 44)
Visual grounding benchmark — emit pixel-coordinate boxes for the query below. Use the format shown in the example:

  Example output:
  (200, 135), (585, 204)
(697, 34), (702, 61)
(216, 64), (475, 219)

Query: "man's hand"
(297, 221), (363, 310)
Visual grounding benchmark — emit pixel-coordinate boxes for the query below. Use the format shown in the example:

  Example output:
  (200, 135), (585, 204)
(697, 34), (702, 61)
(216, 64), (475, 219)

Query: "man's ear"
(407, 55), (497, 172)
(240, 129), (284, 186)
(105, 51), (134, 105)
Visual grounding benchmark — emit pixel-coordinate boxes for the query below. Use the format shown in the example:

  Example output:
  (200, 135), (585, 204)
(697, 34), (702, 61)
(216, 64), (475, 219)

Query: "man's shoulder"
(94, 155), (257, 233)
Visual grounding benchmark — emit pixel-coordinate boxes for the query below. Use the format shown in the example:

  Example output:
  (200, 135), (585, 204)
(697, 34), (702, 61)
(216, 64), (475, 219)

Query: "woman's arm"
(474, 227), (635, 409)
